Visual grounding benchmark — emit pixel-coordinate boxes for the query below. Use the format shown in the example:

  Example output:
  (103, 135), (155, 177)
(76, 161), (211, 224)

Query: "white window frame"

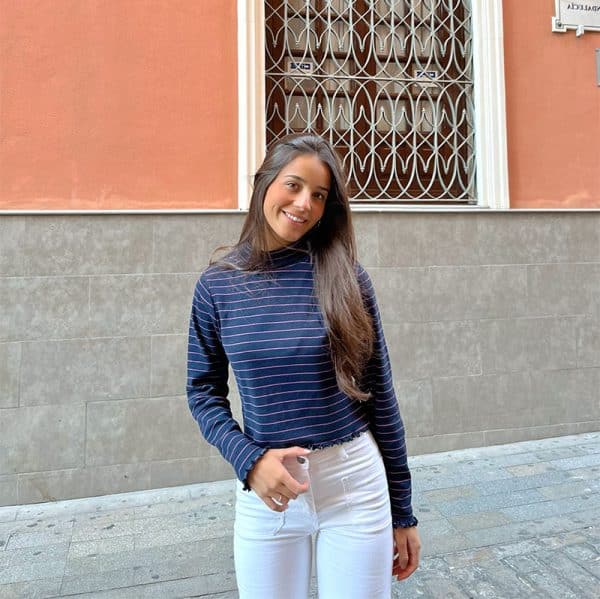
(237, 0), (509, 210)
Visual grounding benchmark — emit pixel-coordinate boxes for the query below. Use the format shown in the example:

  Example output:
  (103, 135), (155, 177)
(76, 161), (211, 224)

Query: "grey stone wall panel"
(150, 334), (187, 397)
(376, 215), (423, 266)
(88, 274), (196, 337)
(368, 267), (428, 322)
(377, 213), (481, 268)
(479, 317), (578, 374)
(576, 319), (600, 368)
(529, 368), (600, 425)
(19, 337), (151, 406)
(527, 263), (600, 317)
(149, 456), (232, 489)
(482, 423), (588, 446)
(85, 397), (207, 467)
(426, 265), (528, 321)
(0, 218), (25, 276)
(22, 217), (155, 276)
(575, 420), (600, 434)
(408, 431), (486, 456)
(420, 214), (482, 266)
(0, 277), (89, 342)
(1, 212), (599, 504)
(431, 372), (533, 434)
(387, 321), (481, 380)
(0, 405), (85, 475)
(477, 214), (600, 265)
(0, 475), (18, 506)
(16, 463), (152, 505)
(395, 379), (434, 438)
(149, 457), (207, 489)
(152, 214), (244, 274)
(385, 323), (430, 380)
(0, 342), (21, 408)
(354, 213), (380, 267)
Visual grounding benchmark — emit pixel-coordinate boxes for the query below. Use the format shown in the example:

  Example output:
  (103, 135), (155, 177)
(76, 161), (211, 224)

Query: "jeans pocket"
(235, 485), (287, 538)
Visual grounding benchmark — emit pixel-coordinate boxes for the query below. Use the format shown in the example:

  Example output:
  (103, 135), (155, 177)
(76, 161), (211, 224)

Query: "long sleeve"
(187, 273), (268, 486)
(358, 266), (419, 528)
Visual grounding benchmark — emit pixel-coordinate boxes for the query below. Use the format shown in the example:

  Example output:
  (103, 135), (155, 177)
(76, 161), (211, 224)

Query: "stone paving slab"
(0, 431), (598, 598)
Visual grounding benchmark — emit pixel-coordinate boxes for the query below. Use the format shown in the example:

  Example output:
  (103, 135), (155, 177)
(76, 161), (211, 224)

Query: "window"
(238, 0), (508, 208)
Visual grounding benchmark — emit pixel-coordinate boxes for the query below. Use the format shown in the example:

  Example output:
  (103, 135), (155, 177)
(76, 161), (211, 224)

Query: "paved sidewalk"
(1, 431), (599, 598)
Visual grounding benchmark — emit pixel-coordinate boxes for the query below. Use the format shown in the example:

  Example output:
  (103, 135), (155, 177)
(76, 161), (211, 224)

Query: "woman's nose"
(294, 190), (312, 211)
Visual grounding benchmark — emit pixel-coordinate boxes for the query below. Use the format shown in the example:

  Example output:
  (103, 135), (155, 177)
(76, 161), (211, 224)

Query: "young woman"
(187, 134), (420, 598)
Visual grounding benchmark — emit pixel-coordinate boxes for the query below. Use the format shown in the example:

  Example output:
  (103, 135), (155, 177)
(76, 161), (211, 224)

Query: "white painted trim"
(471, 0), (510, 210)
(237, 0), (266, 209)
(240, 0), (510, 210)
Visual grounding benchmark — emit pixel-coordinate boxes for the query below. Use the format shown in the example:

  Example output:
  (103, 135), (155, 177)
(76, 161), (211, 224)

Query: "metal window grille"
(265, 0), (476, 203)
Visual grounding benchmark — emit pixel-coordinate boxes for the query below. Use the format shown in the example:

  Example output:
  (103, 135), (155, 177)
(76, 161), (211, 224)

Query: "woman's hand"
(247, 447), (311, 512)
(392, 526), (421, 581)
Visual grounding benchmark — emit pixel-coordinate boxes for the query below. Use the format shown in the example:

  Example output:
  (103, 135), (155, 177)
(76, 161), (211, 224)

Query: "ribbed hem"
(303, 426), (370, 451)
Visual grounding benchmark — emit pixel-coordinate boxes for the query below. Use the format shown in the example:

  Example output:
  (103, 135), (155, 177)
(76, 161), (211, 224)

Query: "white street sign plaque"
(553, 1), (600, 33)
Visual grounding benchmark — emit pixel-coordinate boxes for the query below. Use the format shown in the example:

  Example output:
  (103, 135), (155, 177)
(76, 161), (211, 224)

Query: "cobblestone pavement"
(1, 432), (599, 598)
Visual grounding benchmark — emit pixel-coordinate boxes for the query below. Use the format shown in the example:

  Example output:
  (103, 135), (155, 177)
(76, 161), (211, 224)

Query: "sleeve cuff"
(392, 514), (419, 528)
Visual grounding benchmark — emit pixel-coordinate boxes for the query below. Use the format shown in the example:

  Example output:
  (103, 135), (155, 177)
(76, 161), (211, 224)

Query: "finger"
(393, 562), (415, 581)
(274, 483), (298, 502)
(262, 496), (284, 512)
(393, 542), (420, 580)
(265, 477), (302, 502)
(395, 543), (409, 570)
(395, 561), (418, 581)
(280, 469), (310, 496)
(272, 493), (289, 508)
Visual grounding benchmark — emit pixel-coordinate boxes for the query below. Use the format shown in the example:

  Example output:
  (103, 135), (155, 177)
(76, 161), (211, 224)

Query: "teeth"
(284, 211), (306, 223)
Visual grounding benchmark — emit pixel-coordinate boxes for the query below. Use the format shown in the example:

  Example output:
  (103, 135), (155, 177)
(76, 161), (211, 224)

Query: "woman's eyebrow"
(284, 174), (330, 193)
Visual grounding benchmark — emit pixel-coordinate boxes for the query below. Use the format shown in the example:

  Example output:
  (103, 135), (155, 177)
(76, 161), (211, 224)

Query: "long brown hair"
(231, 134), (374, 401)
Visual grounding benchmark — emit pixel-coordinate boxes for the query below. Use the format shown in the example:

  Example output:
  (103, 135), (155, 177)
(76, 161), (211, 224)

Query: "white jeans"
(234, 430), (393, 599)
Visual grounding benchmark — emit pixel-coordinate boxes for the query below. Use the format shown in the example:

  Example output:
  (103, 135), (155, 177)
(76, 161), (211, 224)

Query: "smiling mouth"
(282, 210), (307, 224)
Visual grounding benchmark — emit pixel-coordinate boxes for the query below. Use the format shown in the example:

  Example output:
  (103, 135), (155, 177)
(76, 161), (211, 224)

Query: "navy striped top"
(186, 244), (417, 528)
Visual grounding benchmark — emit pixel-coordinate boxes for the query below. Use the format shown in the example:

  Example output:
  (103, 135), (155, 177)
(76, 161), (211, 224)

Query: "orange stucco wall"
(503, 0), (600, 208)
(2, 2), (598, 211)
(0, 0), (237, 210)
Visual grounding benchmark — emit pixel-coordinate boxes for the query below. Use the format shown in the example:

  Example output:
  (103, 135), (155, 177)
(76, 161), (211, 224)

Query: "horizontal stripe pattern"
(186, 245), (417, 527)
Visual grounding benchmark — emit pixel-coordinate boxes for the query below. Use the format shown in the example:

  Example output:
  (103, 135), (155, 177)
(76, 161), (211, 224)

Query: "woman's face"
(262, 153), (331, 250)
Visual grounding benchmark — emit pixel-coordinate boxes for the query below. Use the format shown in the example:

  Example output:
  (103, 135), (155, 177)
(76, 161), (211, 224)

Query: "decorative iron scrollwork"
(265, 0), (476, 202)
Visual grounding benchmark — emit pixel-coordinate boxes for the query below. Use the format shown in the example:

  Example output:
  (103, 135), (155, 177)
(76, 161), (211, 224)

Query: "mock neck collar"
(265, 239), (311, 268)
(233, 238), (312, 270)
